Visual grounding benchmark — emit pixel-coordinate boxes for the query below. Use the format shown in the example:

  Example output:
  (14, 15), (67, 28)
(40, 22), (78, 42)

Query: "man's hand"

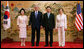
(40, 25), (43, 29)
(26, 26), (28, 30)
(28, 26), (31, 28)
(53, 28), (55, 32)
(43, 27), (45, 30)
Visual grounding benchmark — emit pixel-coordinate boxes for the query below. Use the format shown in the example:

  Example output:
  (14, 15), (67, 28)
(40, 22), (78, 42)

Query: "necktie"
(47, 13), (50, 18)
(35, 11), (38, 18)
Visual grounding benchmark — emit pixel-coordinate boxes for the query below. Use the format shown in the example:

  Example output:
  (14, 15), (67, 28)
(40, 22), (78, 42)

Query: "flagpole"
(77, 1), (80, 39)
(4, 1), (10, 40)
(76, 1), (79, 42)
(75, 1), (82, 43)
(77, 1), (79, 4)
(6, 1), (9, 38)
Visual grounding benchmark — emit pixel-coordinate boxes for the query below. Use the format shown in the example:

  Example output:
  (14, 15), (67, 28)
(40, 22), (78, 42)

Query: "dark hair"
(58, 8), (64, 12)
(46, 6), (51, 9)
(19, 8), (26, 14)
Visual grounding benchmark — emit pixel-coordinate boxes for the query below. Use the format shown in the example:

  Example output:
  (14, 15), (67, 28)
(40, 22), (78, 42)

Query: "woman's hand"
(55, 29), (58, 32)
(40, 25), (43, 29)
(17, 25), (20, 31)
(64, 28), (67, 31)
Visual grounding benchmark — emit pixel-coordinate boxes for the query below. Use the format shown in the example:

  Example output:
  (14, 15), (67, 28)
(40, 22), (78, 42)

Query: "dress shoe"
(36, 44), (39, 46)
(32, 44), (34, 46)
(50, 44), (52, 47)
(44, 45), (48, 47)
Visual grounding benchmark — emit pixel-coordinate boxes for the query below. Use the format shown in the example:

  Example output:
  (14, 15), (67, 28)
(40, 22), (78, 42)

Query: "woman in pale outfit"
(17, 8), (28, 46)
(55, 8), (67, 47)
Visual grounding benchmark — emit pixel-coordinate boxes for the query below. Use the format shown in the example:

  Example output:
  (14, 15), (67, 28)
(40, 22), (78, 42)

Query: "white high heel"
(62, 42), (65, 47)
(21, 43), (23, 46)
(59, 43), (62, 46)
(62, 44), (65, 47)
(23, 43), (25, 46)
(59, 44), (62, 46)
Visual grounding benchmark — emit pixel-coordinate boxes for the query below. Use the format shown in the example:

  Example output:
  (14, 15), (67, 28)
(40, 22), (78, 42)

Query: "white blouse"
(17, 15), (28, 28)
(55, 13), (67, 29)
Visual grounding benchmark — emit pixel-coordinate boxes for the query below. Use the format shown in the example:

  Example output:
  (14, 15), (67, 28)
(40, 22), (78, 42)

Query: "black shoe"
(36, 44), (39, 46)
(44, 45), (48, 47)
(32, 44), (34, 46)
(50, 45), (52, 47)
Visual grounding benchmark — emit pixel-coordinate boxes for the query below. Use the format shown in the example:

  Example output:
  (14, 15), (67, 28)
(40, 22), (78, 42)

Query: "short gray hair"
(34, 4), (39, 7)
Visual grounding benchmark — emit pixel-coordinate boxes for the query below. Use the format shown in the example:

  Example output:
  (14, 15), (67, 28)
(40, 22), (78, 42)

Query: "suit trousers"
(45, 27), (53, 45)
(31, 26), (40, 45)
(58, 27), (65, 46)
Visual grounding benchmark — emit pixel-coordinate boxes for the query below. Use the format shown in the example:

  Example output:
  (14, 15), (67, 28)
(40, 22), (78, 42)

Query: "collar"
(35, 11), (38, 13)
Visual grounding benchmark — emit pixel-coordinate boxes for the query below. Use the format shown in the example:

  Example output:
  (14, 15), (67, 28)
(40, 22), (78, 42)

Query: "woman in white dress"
(55, 8), (67, 47)
(17, 8), (28, 46)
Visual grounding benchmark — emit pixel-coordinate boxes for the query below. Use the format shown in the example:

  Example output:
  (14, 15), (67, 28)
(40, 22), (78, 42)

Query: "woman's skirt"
(19, 27), (27, 38)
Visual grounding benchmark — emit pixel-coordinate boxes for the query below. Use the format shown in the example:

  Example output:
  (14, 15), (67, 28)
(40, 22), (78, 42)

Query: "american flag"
(75, 3), (83, 31)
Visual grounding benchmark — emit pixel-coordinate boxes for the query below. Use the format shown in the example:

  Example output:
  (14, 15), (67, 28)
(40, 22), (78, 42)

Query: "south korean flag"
(3, 1), (11, 30)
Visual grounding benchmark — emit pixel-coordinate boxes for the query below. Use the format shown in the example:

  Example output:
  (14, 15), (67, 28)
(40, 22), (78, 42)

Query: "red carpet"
(1, 42), (83, 48)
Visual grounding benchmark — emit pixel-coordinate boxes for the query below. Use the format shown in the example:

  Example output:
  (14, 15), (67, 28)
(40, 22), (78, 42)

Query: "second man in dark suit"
(42, 6), (55, 47)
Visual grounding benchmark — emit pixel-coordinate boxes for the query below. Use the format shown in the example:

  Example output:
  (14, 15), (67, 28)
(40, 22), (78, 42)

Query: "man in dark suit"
(42, 6), (55, 47)
(29, 4), (42, 46)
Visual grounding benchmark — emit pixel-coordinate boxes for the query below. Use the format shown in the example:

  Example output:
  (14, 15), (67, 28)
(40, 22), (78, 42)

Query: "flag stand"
(2, 29), (13, 43)
(74, 31), (83, 43)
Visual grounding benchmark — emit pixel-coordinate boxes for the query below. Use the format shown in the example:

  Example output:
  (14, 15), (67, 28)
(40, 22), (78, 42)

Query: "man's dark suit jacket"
(42, 13), (55, 29)
(29, 11), (42, 28)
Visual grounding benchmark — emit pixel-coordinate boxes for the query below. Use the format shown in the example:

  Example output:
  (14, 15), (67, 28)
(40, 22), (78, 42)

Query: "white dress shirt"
(47, 13), (50, 18)
(35, 11), (38, 14)
(35, 11), (38, 18)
